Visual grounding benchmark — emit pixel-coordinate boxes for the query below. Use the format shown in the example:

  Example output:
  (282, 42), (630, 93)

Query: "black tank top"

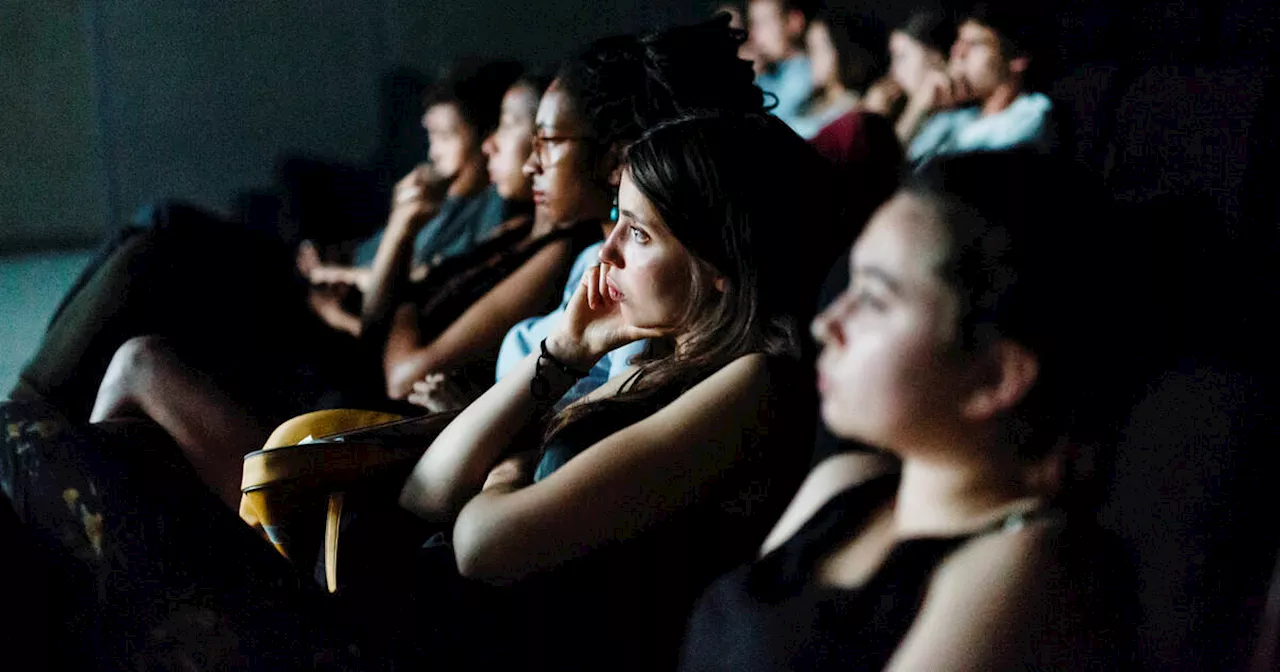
(678, 472), (1125, 671)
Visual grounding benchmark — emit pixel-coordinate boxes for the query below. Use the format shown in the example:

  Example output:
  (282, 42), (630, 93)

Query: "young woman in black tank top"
(681, 152), (1135, 670)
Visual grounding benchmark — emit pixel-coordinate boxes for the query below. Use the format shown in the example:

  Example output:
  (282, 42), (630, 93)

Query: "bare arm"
(886, 524), (1094, 671)
(308, 264), (373, 293)
(361, 166), (446, 331)
(895, 70), (956, 146)
(451, 354), (773, 583)
(398, 350), (564, 523)
(381, 240), (572, 399)
(308, 286), (363, 337)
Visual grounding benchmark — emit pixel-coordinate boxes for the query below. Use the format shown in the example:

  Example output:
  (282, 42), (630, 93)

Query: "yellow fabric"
(262, 409), (405, 449)
(325, 492), (345, 593)
(238, 409), (405, 553)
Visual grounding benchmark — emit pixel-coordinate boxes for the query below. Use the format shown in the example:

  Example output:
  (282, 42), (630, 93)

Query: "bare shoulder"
(889, 520), (1112, 671)
(930, 519), (1071, 602)
(672, 353), (774, 405)
(760, 452), (898, 556)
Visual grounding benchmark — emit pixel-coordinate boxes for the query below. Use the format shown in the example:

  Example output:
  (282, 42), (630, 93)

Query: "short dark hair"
(965, 1), (1047, 61)
(897, 9), (957, 55)
(422, 60), (525, 141)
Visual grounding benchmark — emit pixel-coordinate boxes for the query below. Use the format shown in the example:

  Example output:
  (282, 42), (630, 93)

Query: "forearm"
(361, 215), (432, 330)
(895, 97), (933, 145)
(384, 314), (510, 399)
(398, 351), (576, 521)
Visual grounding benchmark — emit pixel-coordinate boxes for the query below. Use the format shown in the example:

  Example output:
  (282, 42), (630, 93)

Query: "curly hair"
(553, 15), (765, 165)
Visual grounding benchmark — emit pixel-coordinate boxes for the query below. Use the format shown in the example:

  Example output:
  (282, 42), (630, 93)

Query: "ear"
(598, 144), (625, 188)
(960, 340), (1039, 421)
(1008, 55), (1031, 76)
(713, 275), (729, 293)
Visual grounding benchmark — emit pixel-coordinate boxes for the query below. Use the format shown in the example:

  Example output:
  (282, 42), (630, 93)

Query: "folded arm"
(381, 240), (571, 399)
(450, 354), (773, 583)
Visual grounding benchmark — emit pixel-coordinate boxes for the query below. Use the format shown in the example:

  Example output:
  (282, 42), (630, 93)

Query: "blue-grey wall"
(1, 0), (705, 253)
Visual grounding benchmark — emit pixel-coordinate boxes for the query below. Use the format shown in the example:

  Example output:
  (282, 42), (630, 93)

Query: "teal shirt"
(908, 93), (1055, 168)
(353, 186), (506, 266)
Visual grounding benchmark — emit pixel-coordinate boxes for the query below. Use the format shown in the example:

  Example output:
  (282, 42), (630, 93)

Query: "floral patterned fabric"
(0, 400), (372, 670)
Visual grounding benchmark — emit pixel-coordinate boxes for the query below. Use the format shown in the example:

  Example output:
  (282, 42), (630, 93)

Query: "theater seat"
(1104, 64), (1272, 231)
(1099, 361), (1280, 670)
(1047, 62), (1124, 173)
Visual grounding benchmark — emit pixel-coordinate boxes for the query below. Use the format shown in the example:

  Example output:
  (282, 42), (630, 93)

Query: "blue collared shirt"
(496, 242), (647, 409)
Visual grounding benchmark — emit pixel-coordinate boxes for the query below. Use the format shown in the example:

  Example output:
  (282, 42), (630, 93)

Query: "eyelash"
(848, 289), (888, 313)
(628, 224), (650, 244)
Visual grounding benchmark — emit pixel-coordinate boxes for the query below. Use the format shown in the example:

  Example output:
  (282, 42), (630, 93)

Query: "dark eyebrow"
(618, 208), (647, 227)
(853, 265), (904, 295)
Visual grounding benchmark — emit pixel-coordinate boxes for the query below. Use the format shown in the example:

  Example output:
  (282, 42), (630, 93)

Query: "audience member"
(903, 3), (1055, 167)
(307, 60), (525, 293)
(84, 73), (590, 506)
(0, 110), (830, 672)
(791, 9), (885, 139)
(413, 13), (785, 414)
(859, 10), (955, 142)
(679, 151), (1132, 670)
(748, 0), (819, 134)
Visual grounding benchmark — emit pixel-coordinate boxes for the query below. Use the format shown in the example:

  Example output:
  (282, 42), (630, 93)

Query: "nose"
(481, 133), (497, 158)
(522, 147), (540, 176)
(598, 224), (625, 267)
(810, 300), (845, 348)
(950, 40), (966, 63)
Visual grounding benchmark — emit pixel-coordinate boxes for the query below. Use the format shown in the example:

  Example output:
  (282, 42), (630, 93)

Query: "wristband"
(530, 338), (590, 401)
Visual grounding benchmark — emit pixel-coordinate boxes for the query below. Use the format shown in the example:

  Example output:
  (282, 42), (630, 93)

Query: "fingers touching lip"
(604, 275), (624, 301)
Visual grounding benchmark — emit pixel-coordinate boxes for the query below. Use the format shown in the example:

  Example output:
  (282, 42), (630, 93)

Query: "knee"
(101, 336), (173, 394)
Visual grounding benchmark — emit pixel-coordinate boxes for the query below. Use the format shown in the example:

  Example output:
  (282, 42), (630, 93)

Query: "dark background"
(2, 0), (1277, 252)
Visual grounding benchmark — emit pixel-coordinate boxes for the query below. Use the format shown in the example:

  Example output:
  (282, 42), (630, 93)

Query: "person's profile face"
(812, 193), (967, 454)
(422, 102), (477, 179)
(948, 20), (1011, 103)
(889, 31), (943, 94)
(596, 170), (698, 333)
(806, 21), (838, 89)
(522, 82), (609, 226)
(483, 84), (538, 201)
(748, 0), (789, 63)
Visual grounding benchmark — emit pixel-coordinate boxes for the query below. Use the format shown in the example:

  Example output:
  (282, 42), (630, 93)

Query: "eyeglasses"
(531, 133), (590, 164)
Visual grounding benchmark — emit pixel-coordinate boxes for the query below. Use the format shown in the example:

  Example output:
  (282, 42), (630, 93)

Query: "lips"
(605, 277), (624, 302)
(532, 188), (548, 205)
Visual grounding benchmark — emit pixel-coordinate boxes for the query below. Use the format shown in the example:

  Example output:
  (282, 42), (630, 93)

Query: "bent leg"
(91, 336), (270, 508)
(0, 400), (371, 669)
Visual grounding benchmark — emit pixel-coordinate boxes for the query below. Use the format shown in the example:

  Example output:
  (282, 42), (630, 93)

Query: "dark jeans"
(12, 201), (377, 423)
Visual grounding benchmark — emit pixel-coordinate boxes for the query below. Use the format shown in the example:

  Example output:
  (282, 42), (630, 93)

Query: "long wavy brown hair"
(546, 112), (838, 439)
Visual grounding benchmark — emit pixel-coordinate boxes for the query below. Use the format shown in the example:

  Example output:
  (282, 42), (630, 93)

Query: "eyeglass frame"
(530, 133), (592, 165)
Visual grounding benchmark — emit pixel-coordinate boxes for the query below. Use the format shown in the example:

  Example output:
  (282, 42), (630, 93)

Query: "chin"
(820, 396), (862, 441)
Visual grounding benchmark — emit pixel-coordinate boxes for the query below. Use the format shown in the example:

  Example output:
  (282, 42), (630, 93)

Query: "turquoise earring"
(609, 193), (619, 222)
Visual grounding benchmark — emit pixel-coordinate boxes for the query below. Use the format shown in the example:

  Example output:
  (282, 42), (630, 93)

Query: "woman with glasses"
(2, 113), (838, 672)
(81, 16), (776, 512)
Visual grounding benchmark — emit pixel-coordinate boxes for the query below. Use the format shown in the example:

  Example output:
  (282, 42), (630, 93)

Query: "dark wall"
(0, 0), (705, 253)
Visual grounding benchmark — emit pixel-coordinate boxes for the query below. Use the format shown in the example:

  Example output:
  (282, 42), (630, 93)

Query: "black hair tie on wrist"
(531, 338), (591, 401)
(539, 338), (592, 378)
